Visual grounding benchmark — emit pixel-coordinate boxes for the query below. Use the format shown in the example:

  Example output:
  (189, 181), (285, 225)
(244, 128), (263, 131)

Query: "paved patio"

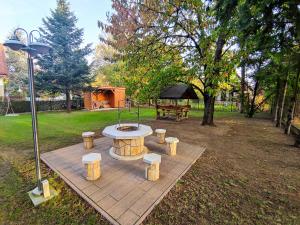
(41, 135), (205, 225)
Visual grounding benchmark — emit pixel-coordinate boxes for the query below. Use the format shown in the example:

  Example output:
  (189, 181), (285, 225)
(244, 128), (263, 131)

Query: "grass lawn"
(0, 108), (154, 151)
(0, 108), (239, 152)
(1, 108), (299, 225)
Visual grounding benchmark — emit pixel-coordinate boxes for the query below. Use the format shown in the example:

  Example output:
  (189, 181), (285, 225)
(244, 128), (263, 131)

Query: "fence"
(0, 99), (84, 115)
(157, 99), (239, 112)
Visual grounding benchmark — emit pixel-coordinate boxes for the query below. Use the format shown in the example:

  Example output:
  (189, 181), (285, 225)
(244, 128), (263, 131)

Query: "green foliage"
(235, 0), (300, 117)
(92, 61), (125, 87)
(124, 46), (187, 101)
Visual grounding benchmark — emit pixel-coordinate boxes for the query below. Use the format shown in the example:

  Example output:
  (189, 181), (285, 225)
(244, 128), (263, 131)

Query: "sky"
(0, 0), (112, 48)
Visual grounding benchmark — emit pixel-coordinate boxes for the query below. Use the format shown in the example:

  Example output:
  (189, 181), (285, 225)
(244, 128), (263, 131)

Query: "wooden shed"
(83, 86), (126, 110)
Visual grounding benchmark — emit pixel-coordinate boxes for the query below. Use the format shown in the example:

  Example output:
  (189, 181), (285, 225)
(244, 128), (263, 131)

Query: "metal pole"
(118, 100), (121, 127)
(27, 54), (42, 192)
(137, 102), (140, 127)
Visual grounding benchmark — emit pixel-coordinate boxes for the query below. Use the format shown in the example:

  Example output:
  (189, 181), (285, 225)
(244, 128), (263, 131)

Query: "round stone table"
(102, 123), (153, 160)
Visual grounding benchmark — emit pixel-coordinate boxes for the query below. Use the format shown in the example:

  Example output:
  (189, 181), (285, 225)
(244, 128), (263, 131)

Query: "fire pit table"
(102, 123), (153, 160)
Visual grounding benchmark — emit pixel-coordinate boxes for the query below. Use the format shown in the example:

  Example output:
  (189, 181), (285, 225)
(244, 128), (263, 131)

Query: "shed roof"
(94, 86), (125, 91)
(159, 83), (199, 99)
(0, 44), (8, 77)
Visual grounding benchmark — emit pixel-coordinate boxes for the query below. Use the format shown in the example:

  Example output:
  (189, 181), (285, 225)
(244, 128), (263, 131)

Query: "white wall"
(0, 78), (4, 101)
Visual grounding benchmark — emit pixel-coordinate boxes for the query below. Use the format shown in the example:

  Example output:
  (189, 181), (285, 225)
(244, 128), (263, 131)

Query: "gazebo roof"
(0, 44), (8, 77)
(159, 83), (199, 99)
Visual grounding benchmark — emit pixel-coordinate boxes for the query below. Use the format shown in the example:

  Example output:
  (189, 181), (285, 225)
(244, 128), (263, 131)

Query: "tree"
(90, 40), (119, 87)
(236, 0), (299, 121)
(4, 31), (28, 96)
(100, 0), (239, 125)
(37, 0), (92, 112)
(124, 46), (186, 102)
(92, 44), (185, 102)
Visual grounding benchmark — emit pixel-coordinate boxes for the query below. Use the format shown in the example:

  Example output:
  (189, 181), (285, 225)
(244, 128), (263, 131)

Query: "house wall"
(0, 78), (4, 102)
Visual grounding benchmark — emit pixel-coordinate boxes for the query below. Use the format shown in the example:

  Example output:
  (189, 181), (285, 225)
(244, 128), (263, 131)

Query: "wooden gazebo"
(156, 83), (199, 121)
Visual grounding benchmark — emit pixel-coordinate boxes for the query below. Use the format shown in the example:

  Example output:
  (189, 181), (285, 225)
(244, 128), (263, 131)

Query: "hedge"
(0, 99), (83, 115)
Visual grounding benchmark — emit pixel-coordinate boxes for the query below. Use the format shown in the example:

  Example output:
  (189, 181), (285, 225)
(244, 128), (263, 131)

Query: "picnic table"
(156, 104), (191, 121)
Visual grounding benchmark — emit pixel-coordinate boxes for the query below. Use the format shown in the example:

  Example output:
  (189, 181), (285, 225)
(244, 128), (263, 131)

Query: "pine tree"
(37, 0), (92, 112)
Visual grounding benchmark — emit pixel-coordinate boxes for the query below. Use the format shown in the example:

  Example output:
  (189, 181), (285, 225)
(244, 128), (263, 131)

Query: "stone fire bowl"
(102, 123), (153, 160)
(102, 123), (153, 139)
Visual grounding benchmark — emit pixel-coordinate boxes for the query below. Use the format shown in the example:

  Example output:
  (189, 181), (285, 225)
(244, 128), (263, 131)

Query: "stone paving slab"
(41, 135), (205, 225)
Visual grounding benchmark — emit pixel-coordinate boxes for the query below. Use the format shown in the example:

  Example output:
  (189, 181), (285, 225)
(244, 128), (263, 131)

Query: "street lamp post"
(4, 28), (51, 196)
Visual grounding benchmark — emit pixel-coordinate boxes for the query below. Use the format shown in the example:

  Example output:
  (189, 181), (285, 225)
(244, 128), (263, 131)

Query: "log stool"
(165, 137), (179, 156)
(82, 131), (95, 150)
(143, 153), (161, 181)
(155, 129), (166, 144)
(82, 153), (102, 181)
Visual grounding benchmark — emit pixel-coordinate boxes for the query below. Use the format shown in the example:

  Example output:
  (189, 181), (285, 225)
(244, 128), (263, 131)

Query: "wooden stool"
(165, 137), (179, 156)
(143, 153), (161, 181)
(155, 129), (166, 144)
(82, 153), (101, 181)
(82, 131), (95, 150)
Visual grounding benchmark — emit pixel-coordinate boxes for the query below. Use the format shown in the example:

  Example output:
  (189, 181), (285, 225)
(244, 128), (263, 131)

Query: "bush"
(0, 99), (83, 115)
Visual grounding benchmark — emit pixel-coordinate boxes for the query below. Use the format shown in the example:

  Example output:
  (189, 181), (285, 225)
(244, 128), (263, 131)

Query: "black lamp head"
(3, 36), (26, 51)
(28, 41), (51, 55)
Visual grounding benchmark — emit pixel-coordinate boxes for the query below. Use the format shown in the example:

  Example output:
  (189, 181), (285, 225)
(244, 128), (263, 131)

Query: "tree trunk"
(279, 80), (288, 127)
(276, 74), (288, 127)
(66, 89), (72, 113)
(240, 63), (246, 113)
(248, 80), (259, 118)
(286, 69), (300, 135)
(202, 92), (215, 126)
(201, 33), (224, 126)
(273, 77), (280, 123)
